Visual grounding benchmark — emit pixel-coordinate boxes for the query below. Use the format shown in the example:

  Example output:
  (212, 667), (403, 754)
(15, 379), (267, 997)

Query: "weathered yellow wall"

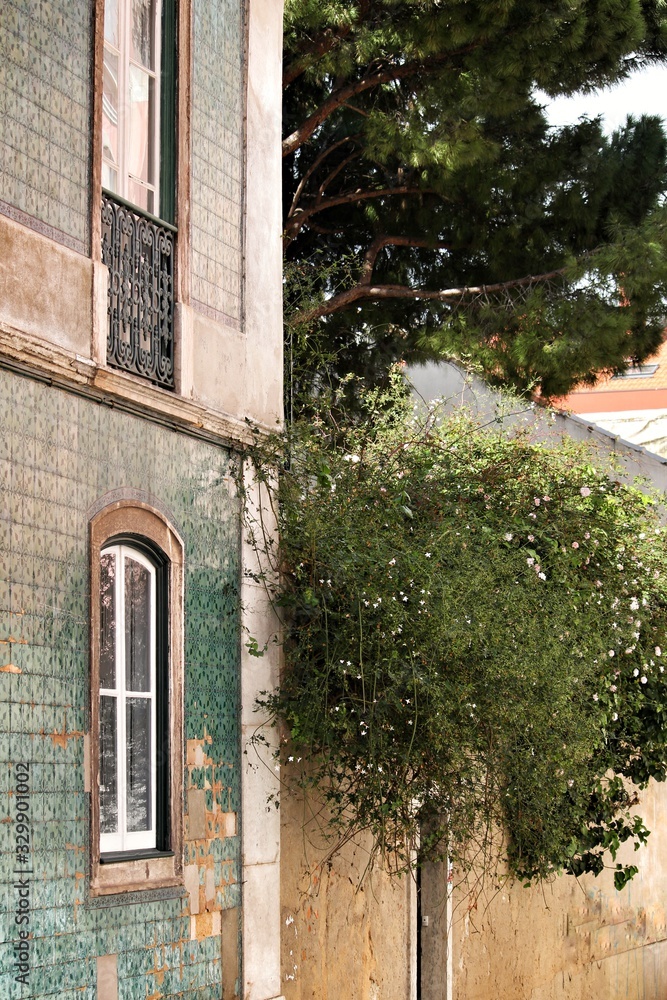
(280, 790), (416, 1000)
(451, 781), (667, 1000)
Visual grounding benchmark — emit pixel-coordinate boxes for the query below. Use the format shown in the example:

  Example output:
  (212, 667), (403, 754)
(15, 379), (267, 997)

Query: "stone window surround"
(89, 499), (185, 896)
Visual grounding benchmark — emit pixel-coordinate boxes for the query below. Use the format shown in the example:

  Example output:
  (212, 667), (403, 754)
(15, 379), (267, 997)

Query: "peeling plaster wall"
(0, 369), (242, 999)
(279, 791), (416, 1000)
(450, 755), (667, 1000)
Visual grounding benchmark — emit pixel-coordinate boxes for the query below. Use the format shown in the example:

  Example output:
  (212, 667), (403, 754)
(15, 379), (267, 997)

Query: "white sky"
(543, 63), (667, 133)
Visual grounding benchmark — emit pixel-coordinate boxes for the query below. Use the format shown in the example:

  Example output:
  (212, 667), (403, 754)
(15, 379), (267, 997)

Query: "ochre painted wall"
(451, 781), (667, 1000)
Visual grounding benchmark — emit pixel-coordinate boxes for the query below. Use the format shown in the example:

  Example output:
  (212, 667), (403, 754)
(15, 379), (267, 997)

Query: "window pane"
(128, 66), (156, 187)
(126, 698), (151, 833)
(131, 0), (156, 70)
(104, 0), (119, 46)
(102, 46), (120, 185)
(125, 556), (151, 691)
(101, 163), (119, 192)
(100, 696), (118, 834)
(127, 178), (154, 215)
(100, 552), (116, 688)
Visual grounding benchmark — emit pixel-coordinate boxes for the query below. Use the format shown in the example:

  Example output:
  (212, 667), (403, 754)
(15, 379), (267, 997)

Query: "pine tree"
(283, 0), (667, 399)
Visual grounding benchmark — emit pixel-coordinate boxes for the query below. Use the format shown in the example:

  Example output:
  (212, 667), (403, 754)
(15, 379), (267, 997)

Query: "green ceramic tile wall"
(0, 0), (91, 252)
(0, 369), (242, 998)
(191, 0), (244, 321)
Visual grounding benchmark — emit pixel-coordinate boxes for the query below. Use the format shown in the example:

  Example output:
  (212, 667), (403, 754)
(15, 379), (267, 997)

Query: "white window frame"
(99, 543), (157, 855)
(102, 0), (163, 216)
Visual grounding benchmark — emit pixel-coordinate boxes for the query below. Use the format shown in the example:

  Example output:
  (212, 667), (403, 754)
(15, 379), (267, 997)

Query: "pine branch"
(285, 187), (441, 244)
(294, 267), (570, 325)
(282, 50), (473, 157)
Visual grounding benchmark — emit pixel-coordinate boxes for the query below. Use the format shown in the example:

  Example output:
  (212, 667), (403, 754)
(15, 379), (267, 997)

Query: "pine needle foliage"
(283, 0), (667, 398)
(246, 371), (667, 886)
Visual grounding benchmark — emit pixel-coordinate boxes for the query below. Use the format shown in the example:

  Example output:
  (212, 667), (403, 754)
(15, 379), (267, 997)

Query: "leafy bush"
(245, 371), (667, 887)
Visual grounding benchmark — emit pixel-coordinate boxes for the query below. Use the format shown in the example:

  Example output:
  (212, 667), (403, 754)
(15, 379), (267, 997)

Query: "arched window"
(99, 542), (160, 854)
(90, 501), (183, 895)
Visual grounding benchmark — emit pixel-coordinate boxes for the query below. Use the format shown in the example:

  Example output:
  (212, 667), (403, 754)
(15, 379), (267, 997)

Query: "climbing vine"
(244, 371), (667, 887)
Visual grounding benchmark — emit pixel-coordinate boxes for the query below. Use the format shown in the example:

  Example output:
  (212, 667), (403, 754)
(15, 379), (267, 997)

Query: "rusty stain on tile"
(46, 725), (83, 749)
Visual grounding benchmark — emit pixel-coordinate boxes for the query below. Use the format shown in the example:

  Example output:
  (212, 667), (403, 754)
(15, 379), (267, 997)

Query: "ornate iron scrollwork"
(101, 193), (175, 389)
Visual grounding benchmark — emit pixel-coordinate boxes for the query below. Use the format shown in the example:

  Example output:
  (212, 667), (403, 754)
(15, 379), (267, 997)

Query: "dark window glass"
(100, 696), (118, 834)
(126, 697), (151, 832)
(100, 552), (116, 688)
(125, 556), (151, 691)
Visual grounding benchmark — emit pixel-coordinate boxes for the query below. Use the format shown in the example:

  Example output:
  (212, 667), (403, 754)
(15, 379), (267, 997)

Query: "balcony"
(101, 192), (175, 389)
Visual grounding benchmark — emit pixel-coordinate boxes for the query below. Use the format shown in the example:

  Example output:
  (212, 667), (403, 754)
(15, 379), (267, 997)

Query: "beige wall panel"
(450, 781), (667, 1000)
(190, 308), (247, 415)
(244, 0), (284, 429)
(0, 214), (92, 356)
(280, 791), (415, 1000)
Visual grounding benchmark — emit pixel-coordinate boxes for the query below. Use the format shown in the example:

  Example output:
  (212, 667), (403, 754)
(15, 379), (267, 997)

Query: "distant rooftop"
(557, 337), (667, 414)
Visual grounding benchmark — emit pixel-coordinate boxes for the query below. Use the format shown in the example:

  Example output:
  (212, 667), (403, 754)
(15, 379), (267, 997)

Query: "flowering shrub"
(245, 372), (667, 887)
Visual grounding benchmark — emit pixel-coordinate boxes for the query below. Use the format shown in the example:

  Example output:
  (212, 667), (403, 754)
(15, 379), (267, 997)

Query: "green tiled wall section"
(0, 370), (242, 999)
(190, 0), (244, 322)
(0, 0), (92, 253)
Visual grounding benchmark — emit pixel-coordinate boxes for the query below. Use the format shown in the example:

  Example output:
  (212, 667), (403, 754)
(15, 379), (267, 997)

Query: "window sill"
(90, 853), (182, 896)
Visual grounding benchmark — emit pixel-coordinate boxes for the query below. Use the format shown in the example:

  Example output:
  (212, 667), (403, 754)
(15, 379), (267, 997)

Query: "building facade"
(0, 1), (284, 998)
(557, 338), (667, 459)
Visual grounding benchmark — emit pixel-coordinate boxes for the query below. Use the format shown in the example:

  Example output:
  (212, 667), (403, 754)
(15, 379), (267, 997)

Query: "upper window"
(90, 502), (183, 895)
(102, 0), (176, 222)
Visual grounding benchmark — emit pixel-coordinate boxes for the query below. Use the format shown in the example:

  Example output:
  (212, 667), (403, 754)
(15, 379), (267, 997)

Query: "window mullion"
(120, 0), (130, 203)
(118, 544), (128, 851)
(153, 0), (163, 217)
(150, 562), (157, 842)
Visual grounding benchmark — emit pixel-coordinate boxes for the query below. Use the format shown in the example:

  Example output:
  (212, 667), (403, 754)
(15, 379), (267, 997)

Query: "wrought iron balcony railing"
(101, 192), (175, 389)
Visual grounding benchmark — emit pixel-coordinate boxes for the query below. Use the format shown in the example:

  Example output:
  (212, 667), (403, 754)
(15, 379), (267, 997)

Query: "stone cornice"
(0, 322), (277, 450)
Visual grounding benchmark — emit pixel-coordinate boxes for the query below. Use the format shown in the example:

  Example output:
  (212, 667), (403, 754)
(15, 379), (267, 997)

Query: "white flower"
(534, 497), (541, 506)
(538, 572), (546, 580)
(567, 779), (574, 787)
(343, 454), (360, 463)
(388, 558), (396, 566)
(572, 541), (579, 550)
(656, 646), (662, 656)
(612, 712), (618, 721)
(504, 532), (513, 541)
(633, 668), (639, 677)
(580, 486), (591, 497)
(630, 598), (639, 611)
(527, 534), (534, 542)
(608, 650), (615, 657)
(641, 675), (648, 684)
(592, 693), (599, 701)
(527, 557), (535, 566)
(425, 552), (432, 558)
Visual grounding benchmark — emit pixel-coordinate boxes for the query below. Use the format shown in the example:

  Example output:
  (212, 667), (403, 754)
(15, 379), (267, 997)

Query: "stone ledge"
(0, 322), (278, 449)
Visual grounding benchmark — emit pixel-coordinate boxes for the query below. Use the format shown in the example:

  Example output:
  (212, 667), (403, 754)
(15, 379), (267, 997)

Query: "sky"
(543, 63), (667, 133)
